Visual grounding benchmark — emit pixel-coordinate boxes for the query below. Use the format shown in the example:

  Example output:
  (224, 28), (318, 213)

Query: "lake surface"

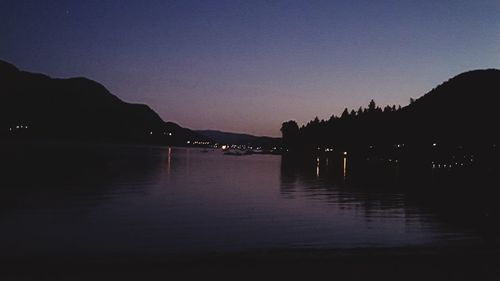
(0, 143), (487, 258)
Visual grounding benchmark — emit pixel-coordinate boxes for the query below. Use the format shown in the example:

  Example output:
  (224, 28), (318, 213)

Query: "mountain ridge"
(196, 129), (281, 148)
(0, 59), (209, 145)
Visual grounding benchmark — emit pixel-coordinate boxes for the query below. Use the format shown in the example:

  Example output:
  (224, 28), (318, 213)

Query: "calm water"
(0, 144), (484, 258)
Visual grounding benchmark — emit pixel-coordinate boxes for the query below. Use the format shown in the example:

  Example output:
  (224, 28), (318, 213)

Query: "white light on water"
(343, 157), (347, 179)
(316, 157), (320, 177)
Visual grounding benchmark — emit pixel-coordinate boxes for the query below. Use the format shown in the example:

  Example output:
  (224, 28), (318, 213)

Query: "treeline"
(281, 99), (406, 153)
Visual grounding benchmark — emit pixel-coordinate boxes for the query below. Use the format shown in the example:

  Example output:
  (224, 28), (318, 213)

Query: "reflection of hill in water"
(280, 154), (500, 239)
(280, 154), (414, 218)
(0, 142), (168, 212)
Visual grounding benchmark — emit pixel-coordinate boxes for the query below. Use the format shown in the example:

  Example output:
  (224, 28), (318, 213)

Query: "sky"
(1, 0), (499, 137)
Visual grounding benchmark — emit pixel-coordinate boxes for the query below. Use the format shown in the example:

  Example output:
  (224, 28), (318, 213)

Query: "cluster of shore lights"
(9, 125), (29, 131)
(433, 162), (466, 169)
(316, 142), (486, 153)
(149, 131), (173, 136)
(319, 148), (347, 155)
(186, 141), (210, 145)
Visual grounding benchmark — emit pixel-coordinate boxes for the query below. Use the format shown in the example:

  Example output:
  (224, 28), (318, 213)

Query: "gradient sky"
(1, 1), (499, 136)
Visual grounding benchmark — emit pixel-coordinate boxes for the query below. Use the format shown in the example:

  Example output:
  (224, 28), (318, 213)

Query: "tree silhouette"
(368, 99), (376, 113)
(280, 120), (300, 151)
(341, 108), (349, 119)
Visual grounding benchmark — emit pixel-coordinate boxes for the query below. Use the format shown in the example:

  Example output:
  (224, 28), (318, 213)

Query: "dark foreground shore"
(3, 245), (500, 281)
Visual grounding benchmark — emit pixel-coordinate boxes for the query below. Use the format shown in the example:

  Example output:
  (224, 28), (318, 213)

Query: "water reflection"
(0, 144), (496, 258)
(166, 147), (171, 175)
(0, 143), (168, 211)
(343, 154), (347, 180)
(316, 157), (320, 177)
(280, 154), (406, 214)
(280, 153), (500, 242)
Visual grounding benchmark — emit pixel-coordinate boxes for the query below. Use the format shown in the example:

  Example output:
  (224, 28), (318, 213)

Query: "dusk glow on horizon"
(1, 0), (499, 136)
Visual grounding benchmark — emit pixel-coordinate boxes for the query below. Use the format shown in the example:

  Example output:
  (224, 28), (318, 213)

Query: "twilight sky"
(1, 1), (499, 136)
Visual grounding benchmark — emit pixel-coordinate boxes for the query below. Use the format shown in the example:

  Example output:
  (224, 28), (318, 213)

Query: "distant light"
(187, 141), (190, 144)
(221, 145), (227, 150)
(433, 143), (437, 147)
(150, 131), (153, 135)
(16, 126), (19, 129)
(168, 133), (172, 136)
(343, 152), (348, 156)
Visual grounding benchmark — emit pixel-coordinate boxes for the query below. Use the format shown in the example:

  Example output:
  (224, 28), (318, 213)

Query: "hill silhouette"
(196, 130), (281, 148)
(281, 69), (500, 153)
(0, 60), (208, 145)
(402, 69), (500, 144)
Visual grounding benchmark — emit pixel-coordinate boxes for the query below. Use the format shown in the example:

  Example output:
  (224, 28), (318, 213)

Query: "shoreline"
(3, 244), (500, 280)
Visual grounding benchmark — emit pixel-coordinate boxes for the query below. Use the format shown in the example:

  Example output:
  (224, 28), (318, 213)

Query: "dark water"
(0, 143), (490, 258)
